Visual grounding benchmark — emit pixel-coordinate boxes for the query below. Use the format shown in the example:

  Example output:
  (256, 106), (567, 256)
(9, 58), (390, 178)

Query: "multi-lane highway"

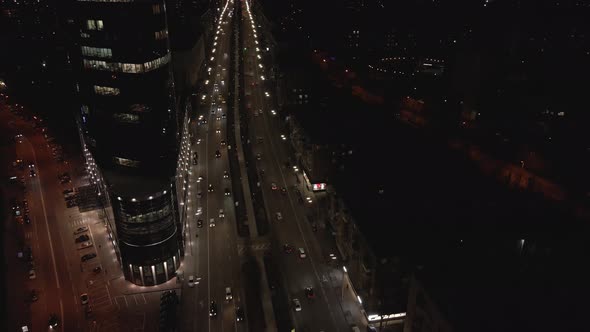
(182, 1), (248, 331)
(238, 0), (355, 330)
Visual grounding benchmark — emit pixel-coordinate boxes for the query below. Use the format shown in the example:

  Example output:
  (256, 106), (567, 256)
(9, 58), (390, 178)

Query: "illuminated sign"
(312, 183), (326, 191)
(367, 312), (407, 321)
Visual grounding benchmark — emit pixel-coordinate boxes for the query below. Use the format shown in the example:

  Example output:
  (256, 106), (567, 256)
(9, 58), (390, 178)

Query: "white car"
(195, 207), (203, 216)
(298, 248), (306, 259)
(188, 275), (195, 288)
(225, 287), (232, 301)
(293, 298), (302, 311)
(219, 209), (225, 218)
(276, 212), (283, 221)
(77, 241), (93, 250)
(209, 218), (216, 227)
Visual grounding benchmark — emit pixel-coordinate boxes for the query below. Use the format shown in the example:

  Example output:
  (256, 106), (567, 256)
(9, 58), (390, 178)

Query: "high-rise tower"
(75, 0), (186, 286)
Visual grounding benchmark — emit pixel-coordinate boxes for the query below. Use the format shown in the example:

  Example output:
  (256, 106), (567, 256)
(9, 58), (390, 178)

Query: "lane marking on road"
(252, 31), (341, 331)
(28, 138), (61, 290)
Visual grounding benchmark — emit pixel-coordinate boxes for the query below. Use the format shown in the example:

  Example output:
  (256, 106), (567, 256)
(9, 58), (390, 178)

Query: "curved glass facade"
(76, 0), (184, 285)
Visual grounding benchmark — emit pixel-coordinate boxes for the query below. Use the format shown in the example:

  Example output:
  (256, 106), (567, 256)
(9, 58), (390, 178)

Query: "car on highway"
(215, 128), (221, 134)
(219, 209), (225, 218)
(209, 301), (218, 317)
(74, 226), (88, 235)
(305, 287), (315, 299)
(256, 136), (263, 144)
(75, 234), (90, 243)
(24, 215), (31, 224)
(196, 138), (202, 144)
(28, 269), (36, 280)
(220, 140), (226, 146)
(196, 207), (203, 215)
(293, 298), (302, 311)
(215, 150), (221, 158)
(188, 275), (195, 288)
(29, 169), (36, 177)
(197, 219), (203, 228)
(223, 171), (229, 178)
(224, 188), (231, 196)
(236, 306), (245, 322)
(221, 113), (226, 119)
(80, 293), (89, 305)
(271, 182), (278, 191)
(30, 290), (38, 302)
(281, 187), (287, 195)
(225, 287), (232, 301)
(208, 184), (214, 192)
(256, 153), (262, 160)
(197, 175), (204, 182)
(216, 116), (221, 121)
(81, 253), (97, 262)
(209, 218), (216, 228)
(276, 212), (283, 221)
(298, 248), (307, 259)
(48, 314), (59, 329)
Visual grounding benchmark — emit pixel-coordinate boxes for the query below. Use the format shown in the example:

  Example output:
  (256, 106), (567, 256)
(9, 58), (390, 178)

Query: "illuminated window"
(155, 29), (168, 40)
(113, 113), (139, 123)
(86, 19), (104, 31)
(94, 85), (120, 96)
(81, 46), (112, 58)
(83, 54), (170, 73)
(86, 20), (96, 30)
(114, 157), (140, 167)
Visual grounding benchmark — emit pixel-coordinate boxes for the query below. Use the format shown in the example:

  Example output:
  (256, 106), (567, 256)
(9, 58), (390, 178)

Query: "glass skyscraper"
(75, 0), (186, 286)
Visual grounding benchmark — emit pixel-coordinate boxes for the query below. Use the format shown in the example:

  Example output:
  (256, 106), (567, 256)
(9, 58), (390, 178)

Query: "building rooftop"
(102, 168), (172, 199)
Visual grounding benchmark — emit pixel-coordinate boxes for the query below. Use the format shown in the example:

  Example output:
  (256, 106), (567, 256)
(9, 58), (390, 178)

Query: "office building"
(75, 0), (187, 286)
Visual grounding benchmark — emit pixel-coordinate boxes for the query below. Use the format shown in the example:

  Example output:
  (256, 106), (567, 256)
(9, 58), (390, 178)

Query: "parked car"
(81, 253), (97, 262)
(80, 293), (89, 305)
(75, 234), (90, 243)
(74, 226), (89, 234)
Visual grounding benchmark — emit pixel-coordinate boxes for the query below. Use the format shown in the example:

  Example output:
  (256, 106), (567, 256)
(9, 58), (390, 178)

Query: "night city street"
(2, 1), (590, 332)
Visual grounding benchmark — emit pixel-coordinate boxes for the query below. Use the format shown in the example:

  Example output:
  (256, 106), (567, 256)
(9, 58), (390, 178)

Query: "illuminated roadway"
(182, 1), (247, 331)
(238, 0), (354, 330)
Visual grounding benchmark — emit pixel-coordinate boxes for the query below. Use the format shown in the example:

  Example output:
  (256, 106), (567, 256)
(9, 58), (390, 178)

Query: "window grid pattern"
(114, 157), (140, 167)
(113, 113), (139, 123)
(155, 29), (168, 40)
(81, 46), (112, 58)
(86, 19), (104, 31)
(83, 54), (170, 73)
(94, 85), (120, 96)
